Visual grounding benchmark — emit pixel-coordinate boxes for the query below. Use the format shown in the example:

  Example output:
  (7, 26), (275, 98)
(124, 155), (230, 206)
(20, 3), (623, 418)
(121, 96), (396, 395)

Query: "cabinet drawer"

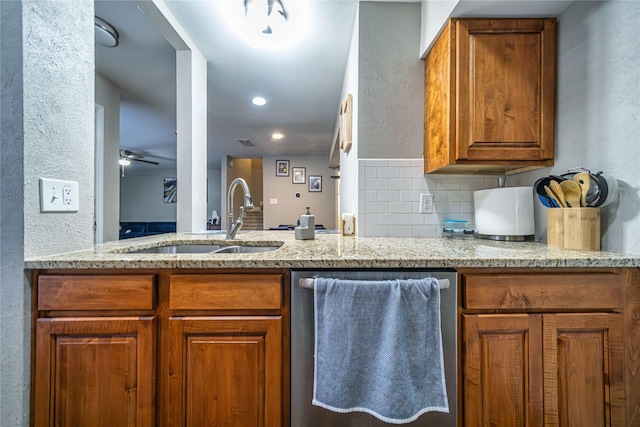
(170, 274), (283, 310)
(38, 275), (156, 311)
(462, 273), (622, 310)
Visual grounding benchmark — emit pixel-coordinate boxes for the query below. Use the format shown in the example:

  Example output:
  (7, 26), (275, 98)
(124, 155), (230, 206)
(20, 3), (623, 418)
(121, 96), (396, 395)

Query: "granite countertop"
(24, 231), (640, 270)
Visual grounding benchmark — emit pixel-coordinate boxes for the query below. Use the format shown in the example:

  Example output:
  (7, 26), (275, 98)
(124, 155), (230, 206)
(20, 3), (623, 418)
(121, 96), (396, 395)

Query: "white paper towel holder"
(474, 178), (535, 242)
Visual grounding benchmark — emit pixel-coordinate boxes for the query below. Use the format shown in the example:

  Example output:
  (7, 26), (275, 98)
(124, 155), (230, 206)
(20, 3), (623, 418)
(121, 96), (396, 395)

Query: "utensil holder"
(547, 208), (600, 251)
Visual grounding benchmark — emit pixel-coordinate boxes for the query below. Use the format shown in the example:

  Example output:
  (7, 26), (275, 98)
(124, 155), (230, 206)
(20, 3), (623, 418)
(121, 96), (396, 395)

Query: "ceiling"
(94, 0), (358, 172)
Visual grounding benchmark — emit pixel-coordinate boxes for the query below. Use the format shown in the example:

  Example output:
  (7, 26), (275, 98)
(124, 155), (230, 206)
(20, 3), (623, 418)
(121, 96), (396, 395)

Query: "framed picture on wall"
(276, 160), (289, 177)
(292, 167), (306, 184)
(309, 175), (322, 192)
(163, 177), (177, 203)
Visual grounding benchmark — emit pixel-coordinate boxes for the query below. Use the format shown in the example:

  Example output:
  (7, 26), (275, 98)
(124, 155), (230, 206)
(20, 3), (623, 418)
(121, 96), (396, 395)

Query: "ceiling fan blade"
(131, 158), (159, 165)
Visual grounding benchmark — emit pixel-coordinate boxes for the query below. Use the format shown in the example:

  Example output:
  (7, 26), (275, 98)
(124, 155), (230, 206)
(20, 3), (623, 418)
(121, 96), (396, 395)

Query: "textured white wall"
(1, 2), (29, 426)
(510, 1), (640, 253)
(1, 1), (94, 425)
(358, 2), (424, 159)
(119, 168), (222, 225)
(23, 0), (95, 258)
(95, 74), (121, 242)
(339, 2), (360, 220)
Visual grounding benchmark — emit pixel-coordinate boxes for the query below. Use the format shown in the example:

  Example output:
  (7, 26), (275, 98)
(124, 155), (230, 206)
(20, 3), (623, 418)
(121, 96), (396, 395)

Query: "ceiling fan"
(119, 149), (160, 166)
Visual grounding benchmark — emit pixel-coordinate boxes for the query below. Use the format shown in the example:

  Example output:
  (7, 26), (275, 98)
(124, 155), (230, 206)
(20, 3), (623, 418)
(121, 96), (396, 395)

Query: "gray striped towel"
(312, 277), (449, 424)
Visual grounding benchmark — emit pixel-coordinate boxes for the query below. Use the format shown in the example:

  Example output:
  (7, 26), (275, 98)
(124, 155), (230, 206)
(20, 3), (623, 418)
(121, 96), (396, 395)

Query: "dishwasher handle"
(298, 277), (450, 290)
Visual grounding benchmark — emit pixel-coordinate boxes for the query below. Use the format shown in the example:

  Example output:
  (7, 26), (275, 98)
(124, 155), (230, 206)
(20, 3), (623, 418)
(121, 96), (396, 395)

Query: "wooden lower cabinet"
(167, 316), (282, 427)
(33, 316), (156, 427)
(463, 311), (625, 427)
(32, 271), (288, 427)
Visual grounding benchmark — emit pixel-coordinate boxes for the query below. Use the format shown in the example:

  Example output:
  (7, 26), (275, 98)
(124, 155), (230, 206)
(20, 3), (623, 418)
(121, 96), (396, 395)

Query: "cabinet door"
(463, 314), (544, 427)
(543, 313), (625, 427)
(168, 316), (282, 427)
(456, 19), (555, 162)
(34, 316), (155, 427)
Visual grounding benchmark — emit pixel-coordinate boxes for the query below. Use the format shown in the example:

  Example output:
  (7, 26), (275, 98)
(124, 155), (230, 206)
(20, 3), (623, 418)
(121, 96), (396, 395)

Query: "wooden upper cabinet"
(424, 18), (556, 174)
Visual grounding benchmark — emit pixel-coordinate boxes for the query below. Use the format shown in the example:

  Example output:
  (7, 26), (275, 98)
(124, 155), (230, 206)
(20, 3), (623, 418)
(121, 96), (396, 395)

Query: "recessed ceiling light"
(251, 96), (267, 106)
(271, 133), (284, 140)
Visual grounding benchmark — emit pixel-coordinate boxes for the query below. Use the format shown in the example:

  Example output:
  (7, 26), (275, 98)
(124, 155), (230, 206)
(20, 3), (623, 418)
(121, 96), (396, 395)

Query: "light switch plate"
(40, 178), (79, 212)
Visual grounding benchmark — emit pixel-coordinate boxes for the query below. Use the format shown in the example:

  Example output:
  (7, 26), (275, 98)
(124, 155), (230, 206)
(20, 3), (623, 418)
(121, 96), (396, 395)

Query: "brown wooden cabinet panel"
(33, 316), (155, 427)
(543, 313), (625, 427)
(425, 18), (555, 174)
(169, 273), (283, 310)
(168, 316), (282, 427)
(38, 274), (156, 311)
(462, 272), (623, 310)
(463, 314), (544, 427)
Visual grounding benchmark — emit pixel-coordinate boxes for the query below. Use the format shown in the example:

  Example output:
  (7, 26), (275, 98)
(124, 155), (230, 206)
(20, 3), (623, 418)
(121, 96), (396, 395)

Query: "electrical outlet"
(420, 193), (434, 214)
(40, 178), (79, 212)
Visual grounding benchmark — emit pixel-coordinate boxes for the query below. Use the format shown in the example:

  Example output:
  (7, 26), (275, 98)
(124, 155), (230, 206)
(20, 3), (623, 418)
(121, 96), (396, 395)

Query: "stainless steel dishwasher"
(290, 269), (457, 427)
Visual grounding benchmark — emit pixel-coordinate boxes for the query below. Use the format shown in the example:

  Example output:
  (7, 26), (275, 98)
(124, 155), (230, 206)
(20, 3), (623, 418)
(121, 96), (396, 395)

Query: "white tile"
(364, 213), (377, 225)
(359, 166), (365, 184)
(437, 201), (461, 213)
(433, 191), (447, 202)
(460, 178), (489, 191)
(389, 159), (413, 167)
(424, 214), (444, 225)
(365, 201), (390, 214)
(389, 179), (413, 190)
(401, 213), (425, 225)
(365, 179), (389, 190)
(377, 167), (400, 179)
(460, 201), (475, 213)
(377, 190), (401, 202)
(412, 159), (424, 168)
(365, 225), (389, 237)
(388, 225), (413, 237)
(377, 214), (398, 225)
(365, 190), (378, 202)
(412, 225), (439, 238)
(412, 179), (428, 190)
(401, 168), (423, 179)
(436, 178), (460, 190)
(401, 189), (422, 202)
(389, 202), (413, 213)
(448, 190), (473, 202)
(364, 159), (389, 167)
(365, 167), (377, 178)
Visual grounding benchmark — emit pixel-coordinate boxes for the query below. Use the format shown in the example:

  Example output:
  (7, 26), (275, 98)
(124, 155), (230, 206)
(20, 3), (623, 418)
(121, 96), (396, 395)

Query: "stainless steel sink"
(124, 243), (281, 254)
(210, 245), (280, 254)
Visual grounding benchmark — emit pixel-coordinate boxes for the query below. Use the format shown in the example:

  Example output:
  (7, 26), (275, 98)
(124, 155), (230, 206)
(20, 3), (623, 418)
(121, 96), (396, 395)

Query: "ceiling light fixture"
(218, 0), (310, 49)
(251, 96), (267, 106)
(271, 133), (284, 140)
(95, 16), (119, 48)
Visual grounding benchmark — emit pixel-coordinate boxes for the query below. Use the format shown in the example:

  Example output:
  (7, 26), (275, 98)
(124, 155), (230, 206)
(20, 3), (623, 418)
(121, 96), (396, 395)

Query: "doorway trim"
(94, 103), (105, 244)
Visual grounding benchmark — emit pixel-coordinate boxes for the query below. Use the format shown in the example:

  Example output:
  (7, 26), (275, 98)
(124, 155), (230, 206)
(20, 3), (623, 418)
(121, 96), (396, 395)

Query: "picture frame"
(163, 177), (177, 203)
(276, 159), (289, 177)
(340, 93), (353, 153)
(292, 167), (306, 184)
(308, 175), (322, 192)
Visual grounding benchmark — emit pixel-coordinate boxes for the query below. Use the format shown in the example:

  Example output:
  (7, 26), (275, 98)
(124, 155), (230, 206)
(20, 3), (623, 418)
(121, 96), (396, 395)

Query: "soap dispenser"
(294, 206), (315, 240)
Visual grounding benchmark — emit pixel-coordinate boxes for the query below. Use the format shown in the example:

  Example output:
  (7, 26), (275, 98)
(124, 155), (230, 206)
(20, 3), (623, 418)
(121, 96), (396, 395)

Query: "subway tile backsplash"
(357, 159), (499, 237)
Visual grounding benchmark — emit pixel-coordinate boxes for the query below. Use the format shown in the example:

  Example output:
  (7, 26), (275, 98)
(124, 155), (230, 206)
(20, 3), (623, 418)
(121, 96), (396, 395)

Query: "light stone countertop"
(24, 231), (640, 270)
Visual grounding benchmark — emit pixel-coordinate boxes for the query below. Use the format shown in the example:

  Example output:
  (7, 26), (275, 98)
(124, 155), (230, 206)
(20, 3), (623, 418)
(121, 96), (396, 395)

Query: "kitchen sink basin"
(123, 243), (281, 254)
(210, 245), (281, 254)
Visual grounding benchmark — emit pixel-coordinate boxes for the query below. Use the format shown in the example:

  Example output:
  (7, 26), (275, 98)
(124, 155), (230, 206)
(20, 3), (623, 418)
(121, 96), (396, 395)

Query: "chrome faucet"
(226, 177), (254, 240)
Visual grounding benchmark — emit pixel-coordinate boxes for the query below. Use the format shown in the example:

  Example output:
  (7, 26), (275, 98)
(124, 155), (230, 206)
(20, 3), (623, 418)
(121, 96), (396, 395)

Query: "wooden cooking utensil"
(560, 180), (582, 208)
(544, 185), (564, 208)
(573, 172), (591, 207)
(549, 180), (567, 208)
